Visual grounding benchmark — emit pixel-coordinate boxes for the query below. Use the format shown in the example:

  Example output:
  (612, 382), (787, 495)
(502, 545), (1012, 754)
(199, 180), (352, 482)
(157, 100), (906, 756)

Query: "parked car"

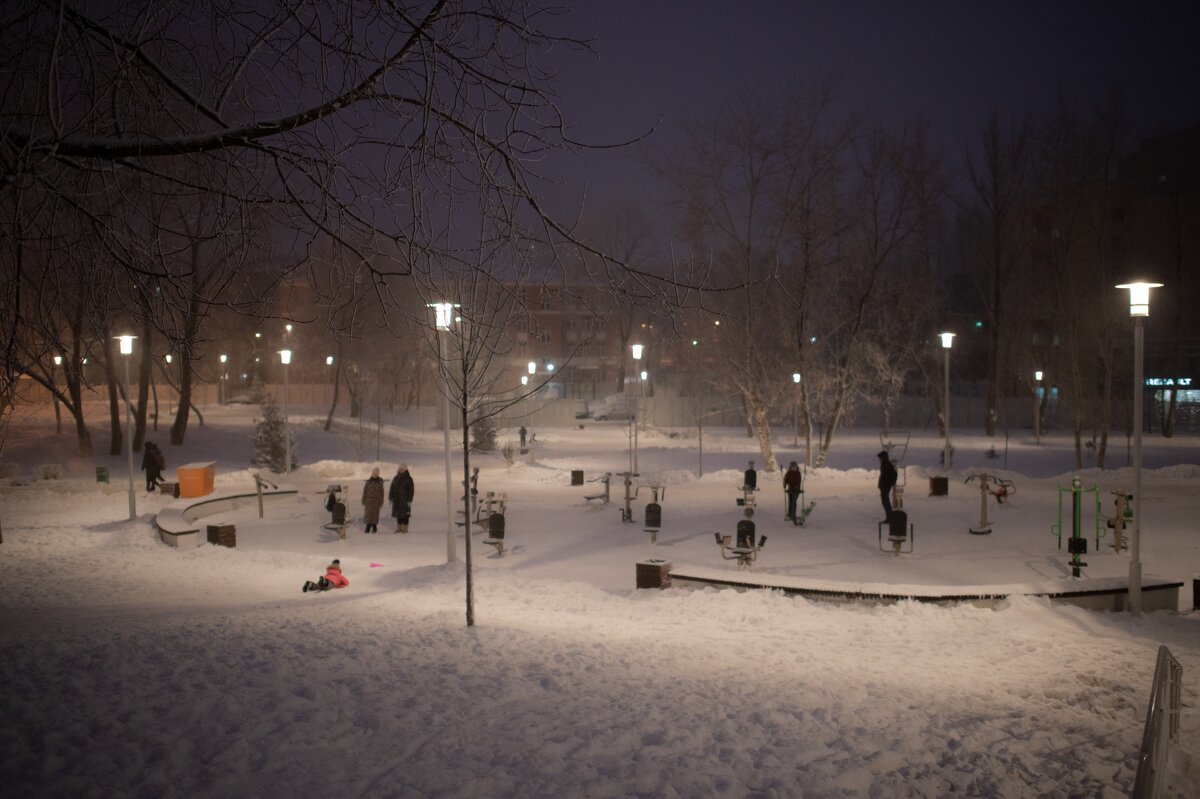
(589, 393), (633, 421)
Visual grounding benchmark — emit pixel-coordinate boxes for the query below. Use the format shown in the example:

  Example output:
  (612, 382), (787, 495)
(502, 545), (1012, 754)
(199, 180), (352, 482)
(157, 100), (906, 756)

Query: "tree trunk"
(324, 345), (343, 431)
(170, 357), (193, 445)
(104, 339), (123, 457)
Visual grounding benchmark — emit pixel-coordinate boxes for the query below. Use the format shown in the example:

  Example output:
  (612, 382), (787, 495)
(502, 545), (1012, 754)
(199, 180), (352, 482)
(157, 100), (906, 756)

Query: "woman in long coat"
(388, 463), (415, 533)
(361, 467), (386, 533)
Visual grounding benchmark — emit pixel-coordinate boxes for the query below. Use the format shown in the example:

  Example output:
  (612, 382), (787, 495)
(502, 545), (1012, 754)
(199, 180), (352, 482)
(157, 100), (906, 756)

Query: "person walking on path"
(519, 425), (528, 449)
(389, 463), (415, 533)
(877, 450), (898, 520)
(361, 467), (386, 533)
(141, 441), (166, 492)
(783, 461), (803, 522)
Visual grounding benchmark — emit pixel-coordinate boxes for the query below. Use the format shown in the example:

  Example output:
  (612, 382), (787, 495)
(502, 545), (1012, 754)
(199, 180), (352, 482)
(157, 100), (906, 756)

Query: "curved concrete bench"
(156, 487), (299, 548)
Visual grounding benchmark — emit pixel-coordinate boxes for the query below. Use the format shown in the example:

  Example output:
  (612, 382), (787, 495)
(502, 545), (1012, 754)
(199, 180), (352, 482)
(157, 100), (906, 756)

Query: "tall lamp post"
(116, 335), (137, 520)
(631, 344), (643, 474)
(431, 302), (457, 564)
(939, 332), (955, 471)
(1116, 280), (1162, 616)
(219, 354), (227, 404)
(279, 349), (292, 476)
(1033, 370), (1043, 445)
(792, 372), (801, 447)
(52, 355), (63, 434)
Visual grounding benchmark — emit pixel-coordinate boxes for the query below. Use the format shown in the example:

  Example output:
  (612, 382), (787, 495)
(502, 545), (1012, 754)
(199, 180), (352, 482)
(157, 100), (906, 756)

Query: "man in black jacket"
(877, 450), (898, 521)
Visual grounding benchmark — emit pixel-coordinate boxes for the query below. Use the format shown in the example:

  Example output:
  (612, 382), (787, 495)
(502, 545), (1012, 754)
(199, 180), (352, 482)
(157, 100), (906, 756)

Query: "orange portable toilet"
(177, 461), (217, 498)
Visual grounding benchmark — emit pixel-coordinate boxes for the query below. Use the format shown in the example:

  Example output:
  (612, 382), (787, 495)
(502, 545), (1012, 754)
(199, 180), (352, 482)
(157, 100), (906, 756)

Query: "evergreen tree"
(252, 395), (296, 473)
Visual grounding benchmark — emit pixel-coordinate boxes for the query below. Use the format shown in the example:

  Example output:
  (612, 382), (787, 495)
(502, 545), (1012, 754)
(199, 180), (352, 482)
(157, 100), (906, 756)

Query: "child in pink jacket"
(303, 559), (349, 593)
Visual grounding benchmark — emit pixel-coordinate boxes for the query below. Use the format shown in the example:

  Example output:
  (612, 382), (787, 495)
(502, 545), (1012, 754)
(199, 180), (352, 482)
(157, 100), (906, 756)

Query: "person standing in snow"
(303, 559), (349, 593)
(361, 467), (385, 533)
(141, 441), (165, 492)
(389, 463), (415, 533)
(877, 450), (898, 520)
(519, 425), (528, 449)
(783, 461), (802, 522)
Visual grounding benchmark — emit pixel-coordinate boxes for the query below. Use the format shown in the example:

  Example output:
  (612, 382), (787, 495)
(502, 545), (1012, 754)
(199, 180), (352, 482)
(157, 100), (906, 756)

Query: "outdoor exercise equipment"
(877, 509), (913, 555)
(783, 464), (816, 526)
(482, 510), (507, 556)
(1051, 475), (1106, 577)
(583, 472), (613, 504)
(963, 473), (1016, 534)
(1106, 490), (1133, 552)
(617, 471), (636, 523)
(455, 467), (482, 527)
(714, 519), (767, 570)
(737, 461), (758, 518)
(879, 431), (910, 510)
(643, 485), (665, 544)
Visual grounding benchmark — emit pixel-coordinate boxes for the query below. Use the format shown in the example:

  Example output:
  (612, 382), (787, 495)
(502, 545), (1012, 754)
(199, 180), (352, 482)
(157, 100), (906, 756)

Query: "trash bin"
(571, 470), (584, 486)
(929, 476), (949, 496)
(178, 461), (217, 498)
(644, 502), (662, 530)
(636, 559), (672, 589)
(96, 466), (109, 483)
(488, 512), (506, 539)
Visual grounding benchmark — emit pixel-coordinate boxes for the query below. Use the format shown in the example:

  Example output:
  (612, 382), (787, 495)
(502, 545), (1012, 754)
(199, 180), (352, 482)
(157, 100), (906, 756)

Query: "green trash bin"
(96, 466), (109, 483)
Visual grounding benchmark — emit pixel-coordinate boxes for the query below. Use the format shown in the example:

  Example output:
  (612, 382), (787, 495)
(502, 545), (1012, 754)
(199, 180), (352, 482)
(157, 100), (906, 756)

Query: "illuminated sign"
(1144, 378), (1192, 386)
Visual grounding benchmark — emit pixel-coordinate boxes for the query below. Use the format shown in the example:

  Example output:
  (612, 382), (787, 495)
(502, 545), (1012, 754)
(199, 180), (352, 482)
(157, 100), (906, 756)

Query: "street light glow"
(1115, 281), (1163, 317)
(792, 372), (801, 384)
(279, 349), (292, 365)
(117, 334), (135, 355)
(428, 301), (457, 330)
(527, 361), (536, 375)
(325, 355), (334, 366)
(939, 331), (955, 349)
(631, 343), (644, 360)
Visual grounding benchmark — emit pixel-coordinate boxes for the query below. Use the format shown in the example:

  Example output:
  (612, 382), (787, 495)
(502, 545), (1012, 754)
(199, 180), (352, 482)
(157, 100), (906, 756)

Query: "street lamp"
(52, 355), (62, 434)
(631, 344), (643, 473)
(939, 332), (955, 471)
(430, 302), (457, 564)
(792, 372), (801, 447)
(278, 349), (292, 476)
(1116, 280), (1162, 616)
(116, 334), (137, 520)
(219, 354), (228, 404)
(1033, 370), (1043, 445)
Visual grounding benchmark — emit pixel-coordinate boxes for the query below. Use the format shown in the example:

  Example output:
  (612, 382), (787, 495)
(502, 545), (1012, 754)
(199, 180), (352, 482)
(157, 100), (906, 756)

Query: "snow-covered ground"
(2, 404), (1198, 797)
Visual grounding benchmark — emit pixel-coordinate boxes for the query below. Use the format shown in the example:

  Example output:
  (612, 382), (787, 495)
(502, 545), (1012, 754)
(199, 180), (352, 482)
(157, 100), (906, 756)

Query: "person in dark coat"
(141, 441), (165, 492)
(877, 450), (898, 520)
(519, 425), (528, 449)
(389, 463), (415, 533)
(361, 467), (386, 533)
(783, 461), (803, 521)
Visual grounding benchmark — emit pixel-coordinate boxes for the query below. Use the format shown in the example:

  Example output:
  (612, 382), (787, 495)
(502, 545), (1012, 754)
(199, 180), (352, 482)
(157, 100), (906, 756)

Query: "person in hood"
(877, 450), (898, 520)
(141, 441), (166, 492)
(783, 461), (803, 521)
(389, 463), (415, 533)
(361, 467), (385, 533)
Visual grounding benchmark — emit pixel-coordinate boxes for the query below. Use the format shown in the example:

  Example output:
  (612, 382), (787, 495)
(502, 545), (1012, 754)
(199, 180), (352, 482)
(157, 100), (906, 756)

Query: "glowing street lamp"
(219, 354), (228, 404)
(52, 355), (63, 434)
(792, 372), (802, 447)
(630, 344), (644, 473)
(939, 332), (955, 471)
(1115, 280), (1163, 616)
(430, 302), (458, 564)
(278, 349), (292, 476)
(1033, 370), (1043, 445)
(116, 334), (137, 520)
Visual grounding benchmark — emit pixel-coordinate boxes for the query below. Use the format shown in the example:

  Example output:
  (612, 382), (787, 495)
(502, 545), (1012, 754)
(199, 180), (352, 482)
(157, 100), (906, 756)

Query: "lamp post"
(116, 335), (137, 520)
(939, 332), (955, 471)
(1116, 280), (1162, 616)
(792, 372), (801, 447)
(325, 355), (334, 405)
(631, 344), (643, 474)
(279, 349), (292, 476)
(431, 302), (457, 564)
(52, 355), (62, 434)
(1033, 370), (1043, 445)
(219, 354), (227, 404)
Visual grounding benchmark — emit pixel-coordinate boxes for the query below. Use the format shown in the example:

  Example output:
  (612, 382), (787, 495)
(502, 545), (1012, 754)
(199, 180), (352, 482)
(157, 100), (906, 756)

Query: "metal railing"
(1132, 645), (1183, 799)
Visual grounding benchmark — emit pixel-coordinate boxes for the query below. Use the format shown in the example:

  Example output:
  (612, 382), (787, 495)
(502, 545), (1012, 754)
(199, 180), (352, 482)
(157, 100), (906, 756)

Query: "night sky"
(540, 0), (1200, 215)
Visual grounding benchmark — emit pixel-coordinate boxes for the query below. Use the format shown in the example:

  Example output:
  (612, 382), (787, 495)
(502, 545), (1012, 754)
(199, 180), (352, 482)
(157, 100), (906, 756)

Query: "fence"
(1132, 645), (1183, 799)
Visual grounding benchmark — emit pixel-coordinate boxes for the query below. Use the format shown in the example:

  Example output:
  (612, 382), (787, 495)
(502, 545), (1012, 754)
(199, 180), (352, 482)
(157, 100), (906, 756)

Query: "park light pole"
(939, 332), (955, 471)
(792, 372), (801, 447)
(219, 354), (227, 404)
(1033, 370), (1043, 445)
(52, 355), (62, 434)
(279, 349), (292, 476)
(631, 343), (643, 474)
(1116, 280), (1162, 616)
(116, 334), (137, 520)
(431, 302), (457, 564)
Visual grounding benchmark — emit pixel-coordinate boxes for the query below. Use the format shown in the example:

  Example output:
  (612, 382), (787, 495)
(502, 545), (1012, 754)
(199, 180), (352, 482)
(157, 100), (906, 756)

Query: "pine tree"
(252, 395), (296, 473)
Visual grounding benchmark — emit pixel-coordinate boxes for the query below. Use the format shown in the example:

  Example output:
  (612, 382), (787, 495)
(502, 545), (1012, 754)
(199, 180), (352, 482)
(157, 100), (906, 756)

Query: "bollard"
(571, 470), (584, 486)
(488, 512), (506, 539)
